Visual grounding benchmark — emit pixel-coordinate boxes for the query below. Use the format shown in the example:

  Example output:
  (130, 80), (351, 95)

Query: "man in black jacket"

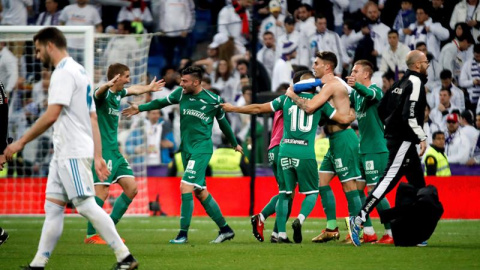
(346, 50), (429, 246)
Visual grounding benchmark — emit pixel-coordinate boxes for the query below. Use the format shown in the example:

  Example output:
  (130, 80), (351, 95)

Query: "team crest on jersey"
(366, 160), (374, 170)
(335, 158), (343, 169)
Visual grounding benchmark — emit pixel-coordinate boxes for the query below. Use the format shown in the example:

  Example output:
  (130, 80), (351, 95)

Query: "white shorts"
(46, 158), (95, 201)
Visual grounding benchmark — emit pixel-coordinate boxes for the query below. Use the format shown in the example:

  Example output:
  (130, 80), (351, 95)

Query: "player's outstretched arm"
(4, 104), (62, 161)
(286, 85), (331, 114)
(90, 112), (110, 181)
(127, 76), (165, 96)
(346, 76), (379, 101)
(96, 74), (120, 99)
(221, 102), (273, 114)
(122, 102), (140, 117)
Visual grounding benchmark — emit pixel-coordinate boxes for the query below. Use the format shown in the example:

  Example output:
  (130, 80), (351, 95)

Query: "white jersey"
(48, 57), (94, 159)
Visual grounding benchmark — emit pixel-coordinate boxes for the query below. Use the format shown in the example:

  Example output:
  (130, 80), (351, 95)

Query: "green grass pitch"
(0, 217), (479, 270)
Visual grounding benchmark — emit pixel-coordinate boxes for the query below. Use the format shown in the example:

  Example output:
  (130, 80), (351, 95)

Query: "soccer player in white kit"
(4, 27), (138, 270)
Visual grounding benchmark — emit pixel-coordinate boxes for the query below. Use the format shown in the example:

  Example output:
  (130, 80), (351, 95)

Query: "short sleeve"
(48, 69), (74, 107)
(270, 95), (287, 112)
(216, 97), (226, 120)
(120, 88), (128, 98)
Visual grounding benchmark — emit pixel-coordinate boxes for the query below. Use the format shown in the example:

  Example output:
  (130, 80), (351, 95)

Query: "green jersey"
(350, 82), (388, 154)
(94, 88), (127, 151)
(271, 93), (336, 159)
(139, 87), (237, 154)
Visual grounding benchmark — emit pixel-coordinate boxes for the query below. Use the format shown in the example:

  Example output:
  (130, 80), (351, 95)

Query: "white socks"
(298, 214), (306, 225)
(74, 197), (130, 262)
(259, 213), (266, 223)
(363, 226), (375, 235)
(278, 232), (287, 239)
(385, 229), (392, 237)
(30, 200), (65, 267)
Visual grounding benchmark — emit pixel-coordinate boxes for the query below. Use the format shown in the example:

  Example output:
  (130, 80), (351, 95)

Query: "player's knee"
(125, 185), (138, 199)
(72, 196), (96, 216)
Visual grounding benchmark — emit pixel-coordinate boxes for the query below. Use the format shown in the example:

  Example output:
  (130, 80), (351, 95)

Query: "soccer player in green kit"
(222, 71), (355, 243)
(123, 66), (242, 244)
(85, 63), (165, 244)
(345, 60), (393, 244)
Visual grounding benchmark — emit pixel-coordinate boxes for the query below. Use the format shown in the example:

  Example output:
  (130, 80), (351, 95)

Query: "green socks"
(319, 186), (337, 230)
(299, 193), (318, 218)
(87, 196), (105, 237)
(275, 193), (290, 233)
(272, 195), (292, 233)
(261, 195), (279, 219)
(180, 193), (194, 232)
(376, 197), (392, 229)
(345, 190), (362, 217)
(358, 190), (373, 227)
(111, 192), (133, 224)
(201, 194), (227, 229)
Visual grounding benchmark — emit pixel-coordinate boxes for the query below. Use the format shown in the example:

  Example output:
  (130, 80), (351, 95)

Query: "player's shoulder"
(202, 89), (222, 103)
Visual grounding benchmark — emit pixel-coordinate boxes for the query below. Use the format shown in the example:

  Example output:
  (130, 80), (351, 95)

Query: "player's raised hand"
(122, 101), (140, 117)
(234, 144), (244, 155)
(346, 76), (356, 87)
(94, 158), (111, 181)
(3, 140), (25, 162)
(220, 103), (235, 112)
(149, 77), (165, 92)
(107, 74), (120, 88)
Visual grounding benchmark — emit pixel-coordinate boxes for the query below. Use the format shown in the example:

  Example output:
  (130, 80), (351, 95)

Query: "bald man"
(346, 50), (429, 246)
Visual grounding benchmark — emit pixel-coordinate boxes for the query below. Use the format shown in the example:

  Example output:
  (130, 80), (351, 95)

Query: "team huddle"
(2, 26), (430, 269)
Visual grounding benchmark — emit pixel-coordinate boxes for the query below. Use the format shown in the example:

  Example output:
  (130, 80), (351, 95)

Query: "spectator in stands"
(430, 88), (459, 128)
(341, 20), (363, 63)
(257, 31), (276, 78)
(104, 20), (139, 68)
(211, 59), (240, 104)
(194, 32), (226, 75)
(467, 112), (480, 164)
(209, 135), (249, 177)
(424, 104), (442, 145)
(393, 0), (416, 42)
(308, 14), (350, 76)
(402, 6), (450, 58)
(276, 16), (300, 62)
(0, 42), (18, 98)
(439, 32), (475, 82)
(152, 0), (195, 68)
(354, 2), (390, 70)
(430, 69), (466, 111)
(234, 57), (271, 93)
(445, 113), (472, 164)
(379, 30), (410, 75)
(258, 0), (285, 43)
(430, 0), (451, 30)
(450, 0), (480, 42)
(217, 0), (251, 45)
(0, 0), (32, 25)
(460, 43), (480, 110)
(59, 0), (102, 64)
(271, 41), (296, 92)
(117, 0), (153, 33)
(381, 70), (395, 93)
(416, 41), (442, 90)
(295, 3), (316, 67)
(36, 0), (61, 26)
(460, 109), (480, 146)
(423, 131), (451, 176)
(330, 0), (349, 35)
(144, 109), (175, 166)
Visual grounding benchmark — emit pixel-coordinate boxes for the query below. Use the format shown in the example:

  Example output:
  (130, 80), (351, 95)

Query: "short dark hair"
(316, 51), (338, 69)
(33, 27), (66, 49)
(241, 85), (252, 94)
(388, 29), (399, 36)
(236, 59), (249, 69)
(181, 65), (204, 81)
(118, 20), (134, 33)
(432, 131), (445, 140)
(415, 41), (427, 49)
(382, 70), (395, 81)
(263, 31), (274, 37)
(315, 13), (326, 21)
(298, 3), (313, 11)
(354, 60), (374, 78)
(293, 70), (312, 84)
(440, 69), (452, 80)
(474, 44), (480, 54)
(416, 5), (431, 16)
(107, 63), (129, 80)
(458, 32), (475, 44)
(439, 88), (452, 96)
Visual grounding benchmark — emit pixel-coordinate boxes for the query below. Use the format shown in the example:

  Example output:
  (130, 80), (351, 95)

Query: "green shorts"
(268, 146), (283, 187)
(181, 152), (212, 190)
(93, 150), (134, 185)
(319, 129), (361, 182)
(280, 157), (318, 194)
(358, 152), (389, 186)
